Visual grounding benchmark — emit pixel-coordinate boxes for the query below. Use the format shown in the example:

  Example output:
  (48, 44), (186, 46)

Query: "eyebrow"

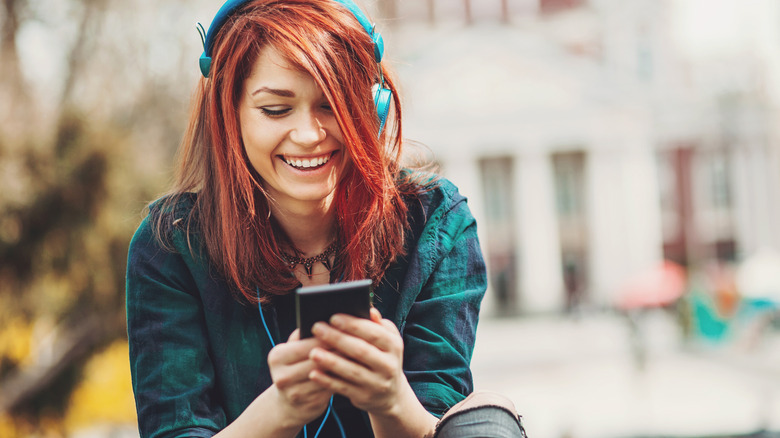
(251, 87), (296, 97)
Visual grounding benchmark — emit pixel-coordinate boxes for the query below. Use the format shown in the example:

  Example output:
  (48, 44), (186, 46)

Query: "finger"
(272, 357), (318, 388)
(308, 367), (362, 401)
(311, 322), (397, 374)
(285, 377), (332, 399)
(278, 377), (333, 410)
(379, 318), (397, 333)
(309, 347), (372, 385)
(328, 314), (401, 353)
(268, 337), (322, 367)
(370, 307), (382, 323)
(367, 310), (399, 337)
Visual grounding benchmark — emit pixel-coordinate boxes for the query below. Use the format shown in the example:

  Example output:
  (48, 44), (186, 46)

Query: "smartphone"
(295, 279), (373, 338)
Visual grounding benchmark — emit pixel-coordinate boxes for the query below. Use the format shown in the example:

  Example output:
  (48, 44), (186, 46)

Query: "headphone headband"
(197, 0), (383, 78)
(197, 0), (247, 77)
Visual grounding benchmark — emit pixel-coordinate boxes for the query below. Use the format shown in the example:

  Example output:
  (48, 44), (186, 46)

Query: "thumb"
(370, 307), (382, 323)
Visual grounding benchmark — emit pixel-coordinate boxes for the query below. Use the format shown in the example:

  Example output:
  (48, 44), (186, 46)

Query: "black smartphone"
(295, 279), (372, 338)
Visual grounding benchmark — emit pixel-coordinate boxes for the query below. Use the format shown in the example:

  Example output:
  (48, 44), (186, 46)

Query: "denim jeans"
(434, 392), (527, 438)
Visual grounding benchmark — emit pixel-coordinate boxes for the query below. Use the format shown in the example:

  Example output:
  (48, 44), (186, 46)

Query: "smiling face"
(239, 45), (347, 215)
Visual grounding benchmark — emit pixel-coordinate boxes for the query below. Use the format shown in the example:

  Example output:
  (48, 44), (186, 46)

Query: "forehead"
(244, 45), (316, 90)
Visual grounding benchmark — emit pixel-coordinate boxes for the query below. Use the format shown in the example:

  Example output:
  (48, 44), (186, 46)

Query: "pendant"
(304, 261), (314, 279)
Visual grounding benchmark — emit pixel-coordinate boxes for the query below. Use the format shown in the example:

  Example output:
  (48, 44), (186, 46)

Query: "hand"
(308, 308), (406, 416)
(267, 329), (334, 427)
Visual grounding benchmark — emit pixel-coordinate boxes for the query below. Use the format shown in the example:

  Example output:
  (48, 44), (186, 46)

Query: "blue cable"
(257, 294), (276, 349)
(313, 397), (335, 437)
(257, 288), (345, 438)
(332, 405), (346, 437)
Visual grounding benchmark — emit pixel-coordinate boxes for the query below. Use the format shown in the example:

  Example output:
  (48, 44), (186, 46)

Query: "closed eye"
(260, 107), (291, 117)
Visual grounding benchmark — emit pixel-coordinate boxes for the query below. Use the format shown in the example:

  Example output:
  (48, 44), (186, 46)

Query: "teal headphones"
(197, 0), (392, 134)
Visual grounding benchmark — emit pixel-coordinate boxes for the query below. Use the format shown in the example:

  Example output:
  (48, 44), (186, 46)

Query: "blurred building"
(372, 0), (780, 316)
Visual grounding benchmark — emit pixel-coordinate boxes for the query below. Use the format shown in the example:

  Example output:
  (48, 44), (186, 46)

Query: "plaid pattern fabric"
(126, 177), (487, 438)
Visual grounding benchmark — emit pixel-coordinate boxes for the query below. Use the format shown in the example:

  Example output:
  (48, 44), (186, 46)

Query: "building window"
(553, 152), (585, 217)
(708, 154), (732, 209)
(694, 150), (736, 262)
(552, 151), (588, 311)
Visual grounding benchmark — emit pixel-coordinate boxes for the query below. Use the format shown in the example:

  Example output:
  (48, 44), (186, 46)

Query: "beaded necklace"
(282, 241), (338, 279)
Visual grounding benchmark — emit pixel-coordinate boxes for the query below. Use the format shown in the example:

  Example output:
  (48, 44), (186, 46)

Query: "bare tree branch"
(59, 0), (107, 112)
(0, 0), (32, 141)
(0, 316), (104, 414)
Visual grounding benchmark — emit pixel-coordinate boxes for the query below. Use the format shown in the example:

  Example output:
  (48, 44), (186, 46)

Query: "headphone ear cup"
(372, 84), (392, 135)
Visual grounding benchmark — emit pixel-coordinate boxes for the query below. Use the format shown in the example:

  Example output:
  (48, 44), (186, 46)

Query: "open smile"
(281, 151), (336, 170)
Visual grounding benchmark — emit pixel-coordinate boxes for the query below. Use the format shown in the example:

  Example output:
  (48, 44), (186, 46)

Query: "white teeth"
(285, 154), (330, 169)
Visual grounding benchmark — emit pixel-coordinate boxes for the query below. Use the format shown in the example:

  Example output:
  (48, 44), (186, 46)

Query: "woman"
(126, 0), (525, 437)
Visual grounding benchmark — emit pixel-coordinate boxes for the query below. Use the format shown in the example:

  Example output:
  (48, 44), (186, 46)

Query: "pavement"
(470, 309), (780, 438)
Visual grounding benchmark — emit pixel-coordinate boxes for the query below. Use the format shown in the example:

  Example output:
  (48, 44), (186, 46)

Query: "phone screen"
(295, 279), (372, 338)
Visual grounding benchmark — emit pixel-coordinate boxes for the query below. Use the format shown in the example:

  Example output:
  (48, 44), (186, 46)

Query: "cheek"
(239, 126), (258, 167)
(240, 117), (278, 171)
(325, 118), (344, 145)
(323, 119), (347, 161)
(243, 145), (263, 175)
(243, 136), (276, 178)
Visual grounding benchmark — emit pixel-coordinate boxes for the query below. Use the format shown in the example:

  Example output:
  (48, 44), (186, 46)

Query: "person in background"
(125, 0), (525, 437)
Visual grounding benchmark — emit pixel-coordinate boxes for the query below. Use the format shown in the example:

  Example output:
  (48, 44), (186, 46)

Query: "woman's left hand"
(308, 307), (405, 416)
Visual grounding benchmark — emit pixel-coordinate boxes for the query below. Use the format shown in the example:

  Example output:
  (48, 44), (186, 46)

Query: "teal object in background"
(689, 291), (730, 343)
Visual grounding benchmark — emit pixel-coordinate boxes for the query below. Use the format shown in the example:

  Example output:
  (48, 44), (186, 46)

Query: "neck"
(271, 198), (337, 257)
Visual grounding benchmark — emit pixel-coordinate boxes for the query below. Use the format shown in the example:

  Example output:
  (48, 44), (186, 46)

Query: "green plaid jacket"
(126, 177), (487, 438)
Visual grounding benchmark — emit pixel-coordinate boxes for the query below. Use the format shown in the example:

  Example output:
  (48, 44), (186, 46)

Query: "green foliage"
(0, 111), (146, 420)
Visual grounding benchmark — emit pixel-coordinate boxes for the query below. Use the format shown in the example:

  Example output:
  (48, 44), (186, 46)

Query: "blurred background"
(0, 0), (779, 437)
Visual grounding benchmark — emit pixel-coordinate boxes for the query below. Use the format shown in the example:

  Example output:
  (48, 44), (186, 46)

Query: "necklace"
(282, 242), (338, 279)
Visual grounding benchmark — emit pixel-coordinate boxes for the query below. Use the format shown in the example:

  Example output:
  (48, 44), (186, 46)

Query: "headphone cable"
(257, 288), (344, 438)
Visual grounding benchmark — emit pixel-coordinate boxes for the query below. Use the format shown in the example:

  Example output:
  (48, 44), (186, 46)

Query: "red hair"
(157, 0), (412, 303)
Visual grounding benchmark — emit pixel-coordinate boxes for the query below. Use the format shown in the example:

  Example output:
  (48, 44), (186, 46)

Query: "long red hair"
(156, 0), (412, 303)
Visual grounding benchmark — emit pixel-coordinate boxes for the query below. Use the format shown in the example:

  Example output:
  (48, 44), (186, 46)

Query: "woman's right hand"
(267, 329), (334, 427)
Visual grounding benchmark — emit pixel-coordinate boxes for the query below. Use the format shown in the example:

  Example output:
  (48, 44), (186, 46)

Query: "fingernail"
(330, 314), (344, 327)
(312, 322), (326, 335)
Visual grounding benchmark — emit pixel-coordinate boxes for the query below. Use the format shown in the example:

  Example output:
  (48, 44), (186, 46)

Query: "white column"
(587, 144), (664, 307)
(620, 144), (664, 275)
(587, 148), (628, 305)
(731, 144), (756, 256)
(517, 151), (564, 313)
(765, 143), (780, 250)
(733, 143), (775, 257)
(750, 143), (777, 252)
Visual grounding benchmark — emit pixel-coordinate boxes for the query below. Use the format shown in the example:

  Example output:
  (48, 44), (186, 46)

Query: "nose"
(289, 111), (326, 147)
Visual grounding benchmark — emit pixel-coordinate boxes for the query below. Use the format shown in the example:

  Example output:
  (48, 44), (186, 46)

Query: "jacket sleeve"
(398, 183), (488, 417)
(126, 214), (225, 438)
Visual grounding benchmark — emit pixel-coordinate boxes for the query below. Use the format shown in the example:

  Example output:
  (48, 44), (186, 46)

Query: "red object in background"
(617, 261), (687, 309)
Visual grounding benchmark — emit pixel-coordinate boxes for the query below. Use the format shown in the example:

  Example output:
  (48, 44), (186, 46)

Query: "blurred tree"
(0, 0), (194, 432)
(0, 0), (31, 136)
